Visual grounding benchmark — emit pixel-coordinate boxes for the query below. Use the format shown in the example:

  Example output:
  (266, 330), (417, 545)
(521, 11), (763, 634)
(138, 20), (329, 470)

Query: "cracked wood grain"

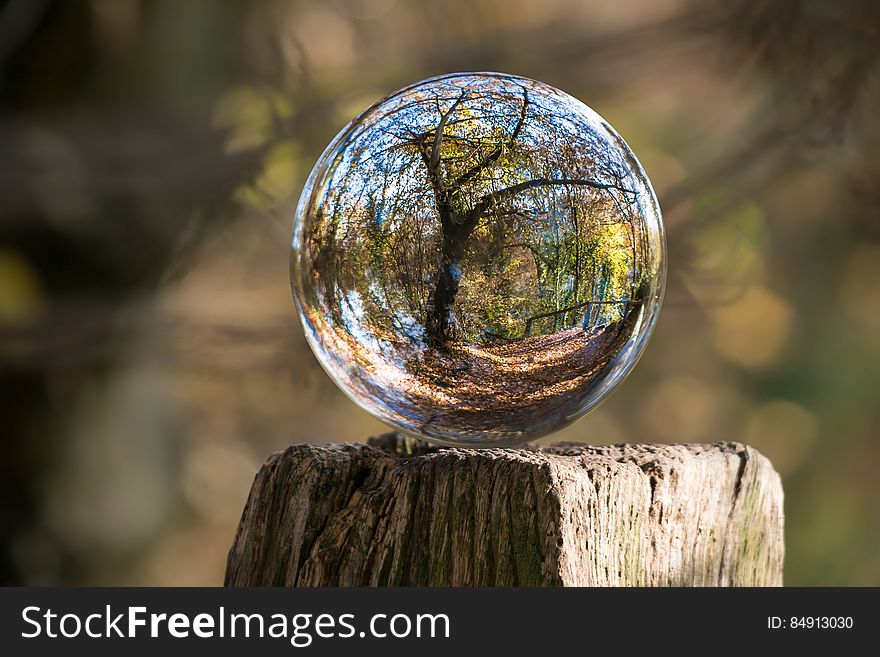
(225, 434), (784, 586)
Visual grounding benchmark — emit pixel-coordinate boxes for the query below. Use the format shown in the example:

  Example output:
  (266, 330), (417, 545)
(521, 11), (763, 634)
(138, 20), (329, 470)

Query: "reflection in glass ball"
(291, 72), (666, 446)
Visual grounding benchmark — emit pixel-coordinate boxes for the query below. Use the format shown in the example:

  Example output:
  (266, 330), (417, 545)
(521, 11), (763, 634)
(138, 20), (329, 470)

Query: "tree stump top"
(226, 434), (784, 586)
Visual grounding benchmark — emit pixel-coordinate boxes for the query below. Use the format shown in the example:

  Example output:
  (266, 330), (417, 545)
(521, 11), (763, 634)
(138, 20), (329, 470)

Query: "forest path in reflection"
(321, 309), (639, 441)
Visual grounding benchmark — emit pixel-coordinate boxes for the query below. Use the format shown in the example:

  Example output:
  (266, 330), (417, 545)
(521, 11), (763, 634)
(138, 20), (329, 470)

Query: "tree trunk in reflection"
(425, 212), (478, 348)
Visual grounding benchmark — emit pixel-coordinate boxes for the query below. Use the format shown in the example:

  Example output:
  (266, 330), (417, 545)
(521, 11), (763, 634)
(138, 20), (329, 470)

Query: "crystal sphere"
(291, 72), (666, 446)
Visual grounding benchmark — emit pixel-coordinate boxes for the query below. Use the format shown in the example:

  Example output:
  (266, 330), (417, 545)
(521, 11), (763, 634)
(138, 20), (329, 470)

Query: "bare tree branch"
(449, 87), (530, 191)
(467, 177), (634, 225)
(428, 90), (466, 182)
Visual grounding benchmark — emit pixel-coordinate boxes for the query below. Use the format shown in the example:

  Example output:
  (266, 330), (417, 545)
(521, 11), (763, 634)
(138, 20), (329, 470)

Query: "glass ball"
(291, 72), (666, 447)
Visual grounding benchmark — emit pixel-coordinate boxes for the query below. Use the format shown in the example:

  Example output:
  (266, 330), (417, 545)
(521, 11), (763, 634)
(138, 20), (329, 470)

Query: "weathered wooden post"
(226, 433), (784, 586)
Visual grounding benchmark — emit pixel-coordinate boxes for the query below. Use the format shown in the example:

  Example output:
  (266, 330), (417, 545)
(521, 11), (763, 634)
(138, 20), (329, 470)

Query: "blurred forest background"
(1, 0), (878, 586)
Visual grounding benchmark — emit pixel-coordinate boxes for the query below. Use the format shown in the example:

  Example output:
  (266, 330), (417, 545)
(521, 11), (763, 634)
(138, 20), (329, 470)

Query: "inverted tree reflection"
(294, 73), (663, 442)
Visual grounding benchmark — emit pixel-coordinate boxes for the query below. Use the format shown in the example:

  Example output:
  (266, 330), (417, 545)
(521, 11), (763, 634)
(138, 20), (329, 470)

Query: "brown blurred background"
(1, 0), (878, 586)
